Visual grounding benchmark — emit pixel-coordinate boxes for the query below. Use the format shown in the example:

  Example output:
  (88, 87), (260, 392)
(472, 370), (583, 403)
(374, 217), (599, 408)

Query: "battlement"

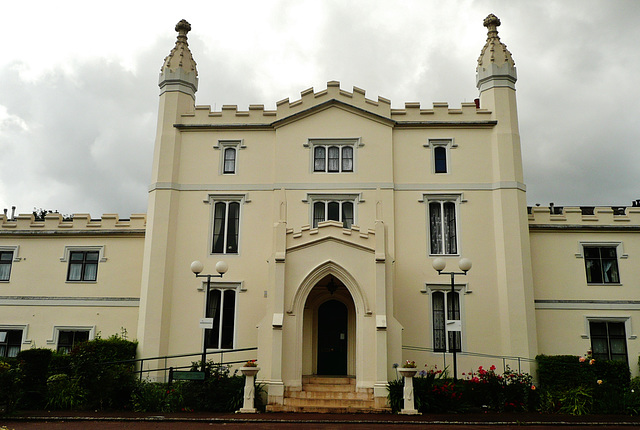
(390, 101), (491, 121)
(286, 221), (376, 252)
(0, 213), (147, 232)
(180, 82), (491, 126)
(528, 206), (640, 227)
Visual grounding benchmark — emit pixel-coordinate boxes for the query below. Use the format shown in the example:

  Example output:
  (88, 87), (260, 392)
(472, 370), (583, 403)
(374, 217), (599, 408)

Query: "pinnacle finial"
(483, 14), (501, 30)
(476, 14), (516, 91)
(176, 19), (191, 34)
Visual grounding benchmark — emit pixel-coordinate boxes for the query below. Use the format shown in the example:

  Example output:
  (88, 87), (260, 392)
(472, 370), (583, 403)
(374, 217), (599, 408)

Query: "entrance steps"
(267, 376), (390, 413)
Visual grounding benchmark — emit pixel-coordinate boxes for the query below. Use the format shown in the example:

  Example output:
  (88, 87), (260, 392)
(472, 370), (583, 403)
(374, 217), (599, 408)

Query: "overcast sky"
(1, 0), (639, 217)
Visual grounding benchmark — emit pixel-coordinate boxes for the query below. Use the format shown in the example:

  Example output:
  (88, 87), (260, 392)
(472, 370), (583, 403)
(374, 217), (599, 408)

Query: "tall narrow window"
(0, 251), (13, 281)
(57, 330), (90, 354)
(212, 201), (240, 254)
(67, 251), (99, 281)
(0, 329), (22, 358)
(434, 146), (447, 173)
(432, 291), (461, 352)
(342, 146), (354, 172)
(223, 147), (236, 174)
(590, 321), (627, 363)
(584, 246), (620, 284)
(429, 200), (458, 255)
(327, 146), (340, 172)
(205, 288), (236, 350)
(314, 147), (326, 172)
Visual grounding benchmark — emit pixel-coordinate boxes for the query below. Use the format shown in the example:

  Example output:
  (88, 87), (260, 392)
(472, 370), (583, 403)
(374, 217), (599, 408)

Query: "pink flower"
(589, 359), (595, 365)
(579, 356), (586, 362)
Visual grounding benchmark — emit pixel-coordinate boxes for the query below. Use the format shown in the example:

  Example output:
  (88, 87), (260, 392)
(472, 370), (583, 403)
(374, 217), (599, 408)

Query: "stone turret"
(476, 14), (517, 92)
(159, 19), (198, 98)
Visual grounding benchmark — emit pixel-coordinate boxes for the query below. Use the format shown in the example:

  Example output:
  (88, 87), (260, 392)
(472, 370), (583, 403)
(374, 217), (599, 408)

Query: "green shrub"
(131, 381), (183, 413)
(70, 334), (138, 409)
(181, 362), (245, 412)
(536, 354), (631, 414)
(16, 348), (53, 409)
(0, 360), (20, 414)
(46, 374), (86, 410)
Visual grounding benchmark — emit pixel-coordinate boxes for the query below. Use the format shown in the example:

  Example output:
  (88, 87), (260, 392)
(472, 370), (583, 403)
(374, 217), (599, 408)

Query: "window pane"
(85, 252), (99, 261)
(212, 202), (227, 253)
(0, 251), (12, 261)
(432, 292), (445, 351)
(429, 202), (442, 254)
(84, 263), (98, 281)
(313, 202), (325, 228)
(221, 290), (235, 349)
(328, 147), (340, 172)
(314, 147), (326, 172)
(206, 290), (222, 349)
(584, 246), (618, 284)
(327, 202), (340, 222)
(224, 148), (236, 174)
(342, 147), (353, 172)
(0, 263), (10, 281)
(68, 263), (83, 281)
(70, 252), (84, 261)
(1, 329), (22, 358)
(342, 202), (354, 228)
(434, 147), (447, 173)
(443, 202), (457, 254)
(226, 202), (240, 254)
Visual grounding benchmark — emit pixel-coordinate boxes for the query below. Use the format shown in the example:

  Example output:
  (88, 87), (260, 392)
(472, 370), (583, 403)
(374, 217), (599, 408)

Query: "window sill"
(65, 281), (98, 284)
(586, 283), (622, 286)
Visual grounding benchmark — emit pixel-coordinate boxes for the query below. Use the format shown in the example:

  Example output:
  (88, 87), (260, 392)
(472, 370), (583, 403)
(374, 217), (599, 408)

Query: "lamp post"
(191, 260), (228, 373)
(432, 257), (472, 381)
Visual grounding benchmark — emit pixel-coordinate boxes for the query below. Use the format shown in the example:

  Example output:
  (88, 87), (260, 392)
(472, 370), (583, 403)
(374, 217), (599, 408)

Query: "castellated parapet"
(528, 206), (640, 228)
(0, 213), (146, 233)
(180, 81), (491, 126)
(286, 221), (376, 252)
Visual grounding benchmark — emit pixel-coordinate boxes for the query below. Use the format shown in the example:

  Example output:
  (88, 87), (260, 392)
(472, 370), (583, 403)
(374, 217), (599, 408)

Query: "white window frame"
(583, 317), (631, 362)
(423, 194), (461, 256)
(0, 246), (20, 282)
(305, 138), (362, 173)
(213, 140), (245, 175)
(424, 139), (456, 174)
(208, 194), (246, 255)
(304, 193), (361, 228)
(198, 282), (241, 351)
(60, 246), (106, 283)
(47, 325), (96, 352)
(425, 284), (469, 352)
(575, 242), (625, 285)
(0, 324), (30, 357)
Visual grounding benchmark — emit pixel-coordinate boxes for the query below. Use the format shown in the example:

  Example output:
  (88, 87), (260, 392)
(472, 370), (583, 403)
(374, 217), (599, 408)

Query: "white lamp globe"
(190, 260), (204, 275)
(432, 258), (446, 272)
(458, 258), (472, 272)
(215, 260), (229, 275)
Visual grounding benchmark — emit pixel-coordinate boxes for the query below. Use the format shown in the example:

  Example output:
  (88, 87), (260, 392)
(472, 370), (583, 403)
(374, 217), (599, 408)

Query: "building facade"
(1, 15), (638, 411)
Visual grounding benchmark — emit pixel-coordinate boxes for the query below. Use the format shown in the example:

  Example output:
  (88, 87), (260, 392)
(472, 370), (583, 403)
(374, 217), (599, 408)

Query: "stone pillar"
(398, 368), (419, 415)
(238, 367), (260, 413)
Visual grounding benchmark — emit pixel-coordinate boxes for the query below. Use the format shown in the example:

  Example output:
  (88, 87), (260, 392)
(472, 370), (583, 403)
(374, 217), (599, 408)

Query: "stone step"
(267, 404), (390, 414)
(284, 397), (375, 408)
(302, 376), (355, 385)
(299, 383), (358, 392)
(286, 390), (373, 400)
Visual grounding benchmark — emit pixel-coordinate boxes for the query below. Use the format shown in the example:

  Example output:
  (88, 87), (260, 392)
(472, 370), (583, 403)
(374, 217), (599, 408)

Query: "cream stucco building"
(1, 15), (638, 412)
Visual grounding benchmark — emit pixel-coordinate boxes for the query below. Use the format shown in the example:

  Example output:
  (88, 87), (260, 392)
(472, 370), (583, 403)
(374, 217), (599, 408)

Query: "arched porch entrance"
(302, 274), (356, 376)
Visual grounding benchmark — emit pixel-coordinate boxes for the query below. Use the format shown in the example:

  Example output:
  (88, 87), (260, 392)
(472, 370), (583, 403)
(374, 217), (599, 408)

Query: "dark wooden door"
(317, 300), (348, 375)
